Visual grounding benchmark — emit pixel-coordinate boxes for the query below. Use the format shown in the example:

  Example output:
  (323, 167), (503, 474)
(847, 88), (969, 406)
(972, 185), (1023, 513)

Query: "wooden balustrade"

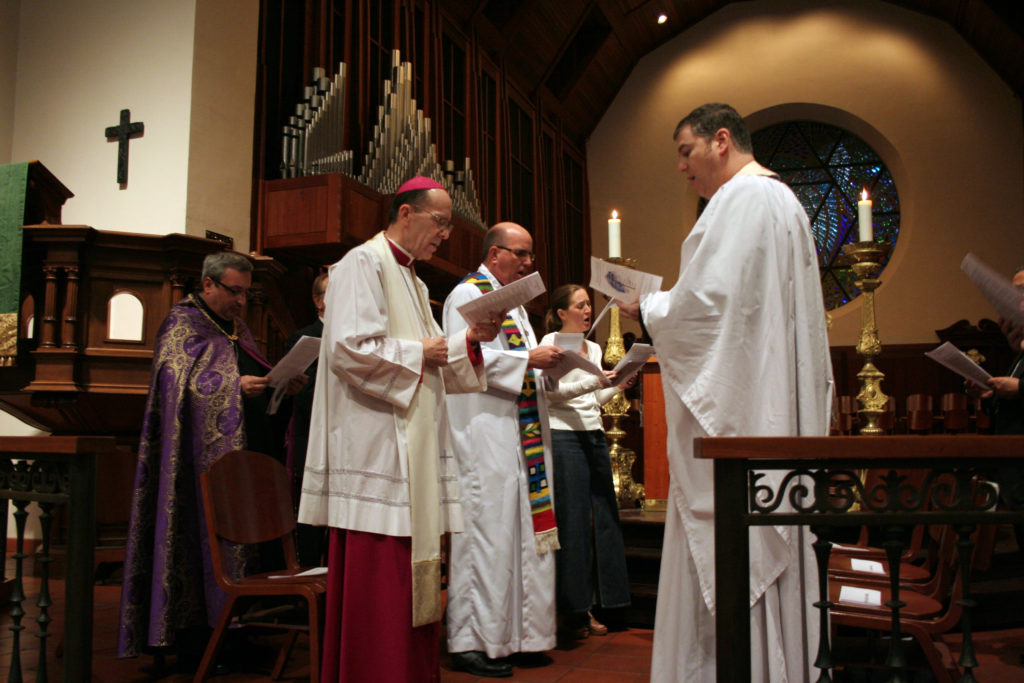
(1, 436), (117, 683)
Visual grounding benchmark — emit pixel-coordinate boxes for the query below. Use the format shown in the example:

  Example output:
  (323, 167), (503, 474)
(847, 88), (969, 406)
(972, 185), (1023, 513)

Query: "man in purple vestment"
(117, 251), (305, 669)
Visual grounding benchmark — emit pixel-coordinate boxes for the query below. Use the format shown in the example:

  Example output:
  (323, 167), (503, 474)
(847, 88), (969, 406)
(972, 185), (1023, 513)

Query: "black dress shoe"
(509, 651), (552, 668)
(448, 650), (513, 678)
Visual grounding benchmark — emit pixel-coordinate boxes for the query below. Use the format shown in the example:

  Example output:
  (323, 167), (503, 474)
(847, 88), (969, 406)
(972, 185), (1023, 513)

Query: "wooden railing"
(1, 436), (117, 683)
(699, 435), (1024, 683)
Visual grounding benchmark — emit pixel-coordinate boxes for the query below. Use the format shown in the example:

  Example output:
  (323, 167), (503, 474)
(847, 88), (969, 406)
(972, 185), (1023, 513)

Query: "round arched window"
(752, 121), (899, 310)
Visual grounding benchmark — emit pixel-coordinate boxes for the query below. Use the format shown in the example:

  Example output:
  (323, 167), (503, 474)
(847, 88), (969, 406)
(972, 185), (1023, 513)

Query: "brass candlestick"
(601, 256), (645, 508)
(841, 241), (891, 435)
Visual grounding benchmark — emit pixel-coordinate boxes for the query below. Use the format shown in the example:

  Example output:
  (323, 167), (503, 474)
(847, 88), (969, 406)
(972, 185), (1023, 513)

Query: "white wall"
(1, 0), (260, 536)
(11, 0), (197, 234)
(7, 0), (258, 249)
(0, 0), (19, 163)
(587, 0), (1024, 346)
(1, 411), (46, 542)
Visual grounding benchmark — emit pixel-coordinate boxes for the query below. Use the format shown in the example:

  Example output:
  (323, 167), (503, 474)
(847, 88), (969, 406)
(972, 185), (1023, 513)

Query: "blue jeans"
(551, 429), (631, 615)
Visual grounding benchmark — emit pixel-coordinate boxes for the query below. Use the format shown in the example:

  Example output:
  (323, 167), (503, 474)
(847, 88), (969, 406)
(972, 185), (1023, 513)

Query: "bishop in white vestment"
(298, 178), (498, 682)
(621, 104), (834, 683)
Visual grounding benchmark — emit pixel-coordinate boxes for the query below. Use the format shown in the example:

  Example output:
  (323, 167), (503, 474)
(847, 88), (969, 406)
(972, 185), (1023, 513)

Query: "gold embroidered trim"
(0, 312), (17, 366)
(411, 557), (442, 627)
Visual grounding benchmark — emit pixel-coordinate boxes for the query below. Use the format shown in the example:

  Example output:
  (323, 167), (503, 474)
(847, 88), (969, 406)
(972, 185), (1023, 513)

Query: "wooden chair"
(940, 393), (969, 433)
(829, 469), (931, 566)
(828, 541), (932, 586)
(835, 395), (858, 435)
(830, 514), (998, 682)
(970, 397), (992, 433)
(197, 449), (327, 683)
(876, 397), (896, 434)
(905, 394), (934, 434)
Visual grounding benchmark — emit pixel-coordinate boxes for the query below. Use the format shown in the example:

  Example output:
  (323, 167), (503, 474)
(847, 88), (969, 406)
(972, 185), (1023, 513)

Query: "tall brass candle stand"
(601, 257), (645, 508)
(840, 241), (891, 435)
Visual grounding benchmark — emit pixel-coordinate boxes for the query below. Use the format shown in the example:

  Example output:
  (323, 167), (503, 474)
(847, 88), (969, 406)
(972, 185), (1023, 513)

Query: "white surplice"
(642, 171), (834, 682)
(298, 234), (484, 540)
(443, 264), (558, 658)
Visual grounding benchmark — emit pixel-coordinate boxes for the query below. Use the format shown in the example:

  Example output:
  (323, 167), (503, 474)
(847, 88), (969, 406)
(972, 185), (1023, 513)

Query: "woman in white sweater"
(541, 284), (634, 639)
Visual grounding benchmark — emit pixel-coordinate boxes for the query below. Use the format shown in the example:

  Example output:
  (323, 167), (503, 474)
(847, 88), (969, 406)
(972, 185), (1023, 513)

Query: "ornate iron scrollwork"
(750, 467), (1001, 515)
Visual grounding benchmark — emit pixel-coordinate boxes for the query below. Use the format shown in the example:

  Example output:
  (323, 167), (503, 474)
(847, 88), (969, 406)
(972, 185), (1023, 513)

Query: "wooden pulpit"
(0, 162), (296, 573)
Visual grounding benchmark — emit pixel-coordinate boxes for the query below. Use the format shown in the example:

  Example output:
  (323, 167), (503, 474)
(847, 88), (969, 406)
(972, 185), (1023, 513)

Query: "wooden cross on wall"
(105, 109), (144, 185)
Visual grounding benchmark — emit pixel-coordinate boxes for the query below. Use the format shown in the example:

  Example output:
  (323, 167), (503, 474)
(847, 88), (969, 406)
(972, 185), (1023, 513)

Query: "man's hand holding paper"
(587, 257), (662, 334)
(457, 271), (545, 326)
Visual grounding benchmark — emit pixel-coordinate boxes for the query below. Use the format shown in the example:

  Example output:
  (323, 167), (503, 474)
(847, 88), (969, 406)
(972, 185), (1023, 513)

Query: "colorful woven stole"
(462, 272), (558, 551)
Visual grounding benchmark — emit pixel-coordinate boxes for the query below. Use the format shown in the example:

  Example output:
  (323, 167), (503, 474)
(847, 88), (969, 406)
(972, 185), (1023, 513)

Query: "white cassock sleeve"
(324, 248), (424, 410)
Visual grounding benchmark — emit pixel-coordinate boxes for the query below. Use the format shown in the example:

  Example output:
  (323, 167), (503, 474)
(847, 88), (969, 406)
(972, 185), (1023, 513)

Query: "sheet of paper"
(265, 335), (321, 415)
(266, 335), (321, 385)
(838, 585), (882, 606)
(589, 256), (662, 304)
(542, 345), (610, 386)
(961, 252), (1024, 328)
(849, 558), (886, 575)
(268, 566), (328, 579)
(457, 271), (546, 325)
(924, 341), (992, 387)
(611, 343), (654, 384)
(553, 332), (583, 351)
(585, 299), (617, 340)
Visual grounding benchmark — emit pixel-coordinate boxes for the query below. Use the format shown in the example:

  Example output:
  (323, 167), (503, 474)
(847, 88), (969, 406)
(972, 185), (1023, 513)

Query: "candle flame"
(861, 189), (869, 201)
(611, 210), (619, 219)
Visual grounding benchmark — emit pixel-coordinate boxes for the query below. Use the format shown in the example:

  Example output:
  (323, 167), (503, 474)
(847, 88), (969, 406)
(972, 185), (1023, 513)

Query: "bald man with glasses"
(443, 222), (565, 677)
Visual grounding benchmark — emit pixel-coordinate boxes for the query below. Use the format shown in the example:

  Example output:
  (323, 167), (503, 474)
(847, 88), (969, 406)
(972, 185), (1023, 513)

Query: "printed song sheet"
(266, 335), (321, 385)
(924, 341), (992, 388)
(961, 253), (1024, 328)
(587, 257), (663, 337)
(266, 335), (321, 414)
(589, 257), (663, 304)
(543, 332), (609, 385)
(610, 343), (655, 384)
(457, 271), (545, 325)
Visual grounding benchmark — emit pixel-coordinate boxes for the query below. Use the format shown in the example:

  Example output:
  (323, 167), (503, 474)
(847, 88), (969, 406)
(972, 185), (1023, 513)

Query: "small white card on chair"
(838, 585), (882, 606)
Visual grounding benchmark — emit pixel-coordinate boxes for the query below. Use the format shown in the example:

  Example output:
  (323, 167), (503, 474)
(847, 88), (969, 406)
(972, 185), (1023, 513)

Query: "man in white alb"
(620, 103), (834, 682)
(443, 222), (565, 678)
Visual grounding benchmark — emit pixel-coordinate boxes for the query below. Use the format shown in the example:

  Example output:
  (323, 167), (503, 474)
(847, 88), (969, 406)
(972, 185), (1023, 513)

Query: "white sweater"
(539, 333), (621, 432)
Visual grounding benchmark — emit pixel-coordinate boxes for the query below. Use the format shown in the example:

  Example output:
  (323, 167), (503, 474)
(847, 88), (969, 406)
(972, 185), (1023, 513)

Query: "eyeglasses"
(210, 277), (250, 298)
(494, 245), (535, 261)
(419, 209), (452, 231)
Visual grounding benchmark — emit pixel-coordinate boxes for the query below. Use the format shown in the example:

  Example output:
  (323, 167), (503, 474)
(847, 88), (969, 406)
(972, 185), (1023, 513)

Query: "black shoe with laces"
(448, 650), (514, 678)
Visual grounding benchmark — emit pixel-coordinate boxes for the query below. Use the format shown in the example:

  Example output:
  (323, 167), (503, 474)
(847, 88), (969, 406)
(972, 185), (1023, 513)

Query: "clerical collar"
(736, 160), (778, 179)
(193, 293), (235, 337)
(386, 236), (415, 267)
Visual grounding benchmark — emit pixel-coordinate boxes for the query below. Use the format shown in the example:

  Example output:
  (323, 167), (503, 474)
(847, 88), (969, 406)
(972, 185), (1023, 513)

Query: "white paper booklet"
(924, 341), (992, 388)
(589, 257), (663, 304)
(268, 566), (328, 579)
(837, 585), (882, 606)
(266, 335), (321, 385)
(457, 271), (545, 325)
(611, 343), (655, 384)
(587, 257), (663, 337)
(543, 333), (609, 385)
(961, 252), (1024, 328)
(265, 335), (321, 415)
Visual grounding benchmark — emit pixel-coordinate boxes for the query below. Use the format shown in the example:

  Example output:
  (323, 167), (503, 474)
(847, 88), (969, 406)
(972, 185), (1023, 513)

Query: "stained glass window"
(752, 121), (899, 310)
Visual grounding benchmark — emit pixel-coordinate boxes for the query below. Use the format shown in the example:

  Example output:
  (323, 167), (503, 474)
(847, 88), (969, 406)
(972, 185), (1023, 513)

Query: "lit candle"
(608, 210), (621, 258)
(857, 189), (873, 242)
